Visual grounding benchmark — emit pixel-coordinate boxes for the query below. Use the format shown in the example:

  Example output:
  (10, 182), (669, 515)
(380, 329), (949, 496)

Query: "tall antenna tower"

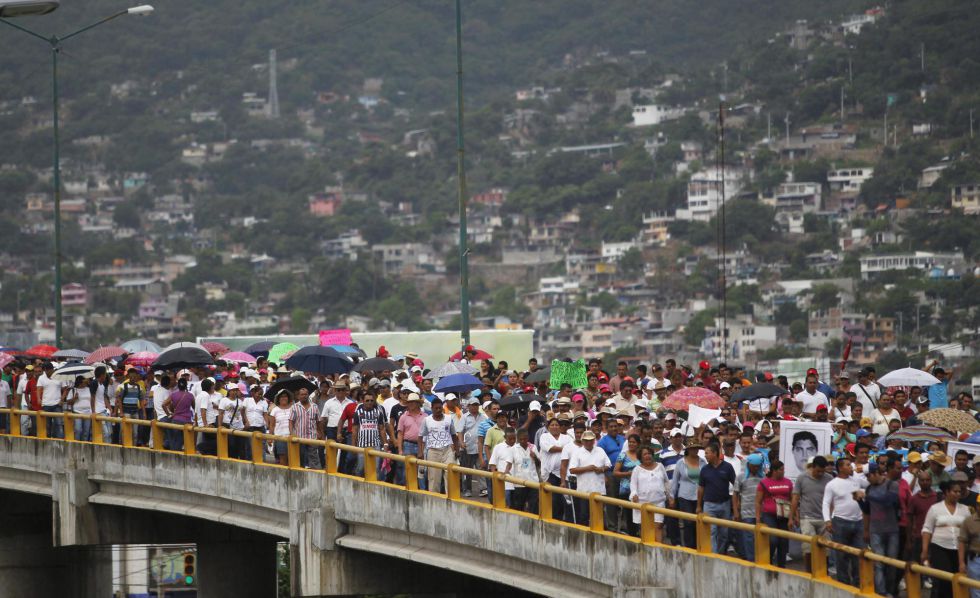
(267, 49), (280, 119)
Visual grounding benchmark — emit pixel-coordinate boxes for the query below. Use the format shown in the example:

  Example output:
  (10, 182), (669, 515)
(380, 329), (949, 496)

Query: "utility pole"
(840, 87), (845, 121)
(848, 55), (853, 83)
(883, 110), (888, 148)
(454, 0), (470, 351)
(766, 112), (771, 143)
(971, 108), (975, 139)
(784, 112), (791, 147)
(920, 42), (925, 72)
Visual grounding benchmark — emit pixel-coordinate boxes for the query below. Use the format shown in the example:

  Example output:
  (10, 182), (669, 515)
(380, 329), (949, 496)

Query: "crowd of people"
(2, 346), (979, 596)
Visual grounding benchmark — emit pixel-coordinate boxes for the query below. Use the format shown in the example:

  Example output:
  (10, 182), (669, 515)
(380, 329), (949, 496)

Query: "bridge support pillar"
(52, 468), (99, 546)
(197, 538), (277, 598)
(0, 489), (110, 598)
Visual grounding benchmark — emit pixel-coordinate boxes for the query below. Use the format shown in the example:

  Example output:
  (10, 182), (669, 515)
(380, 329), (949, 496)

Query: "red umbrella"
(84, 346), (127, 364)
(25, 344), (58, 359)
(449, 348), (494, 361)
(202, 341), (230, 355)
(124, 351), (159, 367)
(661, 387), (725, 410)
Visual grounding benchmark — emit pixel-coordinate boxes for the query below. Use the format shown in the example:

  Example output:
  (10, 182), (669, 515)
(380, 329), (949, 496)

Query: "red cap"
(816, 404), (828, 412)
(699, 360), (710, 370)
(376, 346), (390, 358)
(598, 372), (609, 382)
(806, 368), (818, 376)
(764, 372), (773, 381)
(845, 442), (856, 456)
(464, 345), (475, 352)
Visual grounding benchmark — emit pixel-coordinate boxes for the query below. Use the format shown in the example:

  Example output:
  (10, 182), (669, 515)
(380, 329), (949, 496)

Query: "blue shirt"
(927, 380), (949, 409)
(597, 434), (625, 465)
(699, 460), (736, 503)
(817, 381), (835, 399)
(660, 447), (683, 479)
(477, 418), (494, 438)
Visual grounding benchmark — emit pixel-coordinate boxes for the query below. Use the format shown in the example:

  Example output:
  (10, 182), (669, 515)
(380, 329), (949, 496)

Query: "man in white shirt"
(854, 368), (880, 415)
(36, 363), (65, 439)
(568, 430), (611, 527)
(822, 458), (869, 587)
(150, 375), (172, 449)
(319, 382), (353, 442)
(795, 374), (830, 416)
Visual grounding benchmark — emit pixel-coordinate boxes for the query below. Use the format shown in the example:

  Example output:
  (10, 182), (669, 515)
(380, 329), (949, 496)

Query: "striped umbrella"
(84, 346), (127, 364)
(662, 387), (726, 410)
(52, 363), (95, 382)
(888, 424), (954, 444)
(918, 408), (980, 434)
(52, 348), (90, 361)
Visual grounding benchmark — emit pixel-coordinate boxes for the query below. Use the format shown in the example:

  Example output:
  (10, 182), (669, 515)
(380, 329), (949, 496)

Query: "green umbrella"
(268, 342), (299, 365)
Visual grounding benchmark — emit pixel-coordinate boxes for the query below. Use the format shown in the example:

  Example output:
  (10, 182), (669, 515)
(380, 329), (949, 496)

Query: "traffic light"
(182, 552), (196, 585)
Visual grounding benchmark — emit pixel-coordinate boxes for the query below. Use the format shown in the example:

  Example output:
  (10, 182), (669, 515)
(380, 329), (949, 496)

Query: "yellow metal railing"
(3, 407), (979, 597)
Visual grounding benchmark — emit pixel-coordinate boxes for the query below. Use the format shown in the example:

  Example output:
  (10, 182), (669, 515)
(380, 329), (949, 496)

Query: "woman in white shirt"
(66, 376), (93, 441)
(266, 390), (292, 465)
(217, 384), (247, 459)
(630, 446), (670, 542)
(921, 480), (970, 597)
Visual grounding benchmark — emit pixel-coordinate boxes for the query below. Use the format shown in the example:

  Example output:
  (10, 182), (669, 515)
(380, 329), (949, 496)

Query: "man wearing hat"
(395, 393), (426, 485)
(458, 397), (488, 497)
(927, 451), (953, 492)
(568, 430), (612, 526)
(733, 452), (766, 560)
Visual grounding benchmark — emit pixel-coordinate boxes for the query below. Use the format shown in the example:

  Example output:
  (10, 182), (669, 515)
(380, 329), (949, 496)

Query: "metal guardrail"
(2, 407), (979, 597)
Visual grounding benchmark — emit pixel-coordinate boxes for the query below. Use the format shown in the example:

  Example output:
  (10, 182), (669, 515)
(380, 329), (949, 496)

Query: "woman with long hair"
(921, 480), (970, 597)
(266, 389), (293, 466)
(755, 459), (793, 567)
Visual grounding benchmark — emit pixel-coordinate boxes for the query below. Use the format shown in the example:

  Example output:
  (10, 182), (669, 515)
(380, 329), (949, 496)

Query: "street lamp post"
(454, 0), (470, 352)
(0, 3), (154, 347)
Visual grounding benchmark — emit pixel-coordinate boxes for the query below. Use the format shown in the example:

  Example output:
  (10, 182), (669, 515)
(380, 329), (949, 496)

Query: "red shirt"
(25, 377), (39, 410)
(907, 490), (939, 535)
(338, 402), (358, 435)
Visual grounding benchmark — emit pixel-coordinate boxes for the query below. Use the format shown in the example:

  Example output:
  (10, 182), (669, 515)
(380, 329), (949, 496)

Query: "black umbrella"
(731, 382), (786, 402)
(244, 341), (277, 358)
(285, 346), (353, 376)
(152, 343), (214, 370)
(524, 367), (551, 384)
(265, 375), (317, 400)
(500, 393), (540, 411)
(353, 357), (400, 373)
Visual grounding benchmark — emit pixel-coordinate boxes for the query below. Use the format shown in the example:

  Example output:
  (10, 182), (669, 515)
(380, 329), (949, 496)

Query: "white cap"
(481, 400), (492, 410)
(529, 400), (542, 412)
(719, 382), (731, 390)
(670, 429), (684, 437)
(224, 382), (239, 391)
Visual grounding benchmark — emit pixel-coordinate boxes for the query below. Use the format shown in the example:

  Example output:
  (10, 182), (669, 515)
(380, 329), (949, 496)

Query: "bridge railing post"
(151, 420), (164, 451)
(36, 411), (48, 439)
(903, 564), (922, 598)
(216, 427), (229, 460)
(363, 448), (378, 482)
(325, 441), (338, 474)
(91, 415), (103, 444)
(695, 513), (712, 554)
(537, 484), (552, 522)
(121, 418), (134, 447)
(287, 437), (301, 469)
(810, 537), (829, 579)
(445, 464), (461, 500)
(183, 425), (196, 455)
(491, 473), (506, 509)
(251, 432), (264, 465)
(754, 520), (771, 564)
(9, 410), (21, 437)
(858, 551), (875, 594)
(63, 412), (75, 442)
(588, 494), (604, 532)
(404, 457), (419, 491)
(640, 504), (658, 544)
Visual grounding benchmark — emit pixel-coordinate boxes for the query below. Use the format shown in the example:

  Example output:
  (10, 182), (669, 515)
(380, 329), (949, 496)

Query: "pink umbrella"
(661, 387), (725, 410)
(84, 346), (127, 364)
(0, 353), (13, 369)
(220, 351), (257, 365)
(124, 351), (159, 367)
(202, 341), (230, 355)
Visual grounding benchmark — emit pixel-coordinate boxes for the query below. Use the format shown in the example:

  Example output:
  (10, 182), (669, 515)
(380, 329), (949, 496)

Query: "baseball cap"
(466, 397), (480, 406)
(806, 368), (818, 376)
(444, 393), (458, 401)
(529, 400), (542, 412)
(699, 360), (710, 370)
(670, 429), (684, 437)
(838, 371), (850, 380)
(855, 429), (870, 438)
(951, 471), (970, 482)
(859, 417), (872, 428)
(907, 451), (922, 464)
(867, 462), (879, 474)
(224, 382), (239, 391)
(719, 382), (731, 390)
(816, 404), (828, 412)
(746, 453), (764, 466)
(598, 384), (611, 393)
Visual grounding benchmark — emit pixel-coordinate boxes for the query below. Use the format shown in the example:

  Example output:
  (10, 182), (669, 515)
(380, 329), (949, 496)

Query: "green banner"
(549, 359), (588, 390)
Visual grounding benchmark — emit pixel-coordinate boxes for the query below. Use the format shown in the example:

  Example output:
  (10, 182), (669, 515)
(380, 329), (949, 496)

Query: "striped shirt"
(659, 447), (683, 480)
(289, 402), (319, 439)
(353, 404), (387, 449)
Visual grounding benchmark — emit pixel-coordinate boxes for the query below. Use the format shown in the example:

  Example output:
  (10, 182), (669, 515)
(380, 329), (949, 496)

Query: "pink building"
(61, 283), (88, 308)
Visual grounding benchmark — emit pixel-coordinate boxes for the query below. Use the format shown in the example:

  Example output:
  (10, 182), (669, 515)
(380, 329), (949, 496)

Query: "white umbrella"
(52, 348), (90, 361)
(424, 361), (479, 379)
(52, 363), (95, 382)
(878, 367), (941, 387)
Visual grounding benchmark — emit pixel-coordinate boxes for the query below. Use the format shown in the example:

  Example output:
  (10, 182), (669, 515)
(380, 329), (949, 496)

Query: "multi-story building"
(859, 251), (967, 280)
(952, 183), (980, 214)
(827, 167), (873, 194)
(703, 314), (777, 361)
(675, 167), (745, 221)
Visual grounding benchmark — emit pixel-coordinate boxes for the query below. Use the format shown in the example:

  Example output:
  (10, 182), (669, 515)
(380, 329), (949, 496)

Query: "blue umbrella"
(433, 373), (483, 394)
(244, 341), (277, 358)
(329, 345), (364, 356)
(965, 431), (980, 445)
(285, 346), (353, 376)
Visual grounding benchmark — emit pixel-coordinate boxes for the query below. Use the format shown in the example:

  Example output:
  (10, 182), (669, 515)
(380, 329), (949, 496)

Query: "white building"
(675, 167), (745, 222)
(703, 315), (777, 360)
(827, 167), (873, 194)
(952, 183), (980, 215)
(631, 104), (685, 127)
(601, 241), (640, 262)
(859, 251), (967, 280)
(539, 276), (580, 296)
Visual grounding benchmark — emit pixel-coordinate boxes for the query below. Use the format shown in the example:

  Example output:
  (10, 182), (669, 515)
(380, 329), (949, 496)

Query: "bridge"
(0, 409), (972, 598)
